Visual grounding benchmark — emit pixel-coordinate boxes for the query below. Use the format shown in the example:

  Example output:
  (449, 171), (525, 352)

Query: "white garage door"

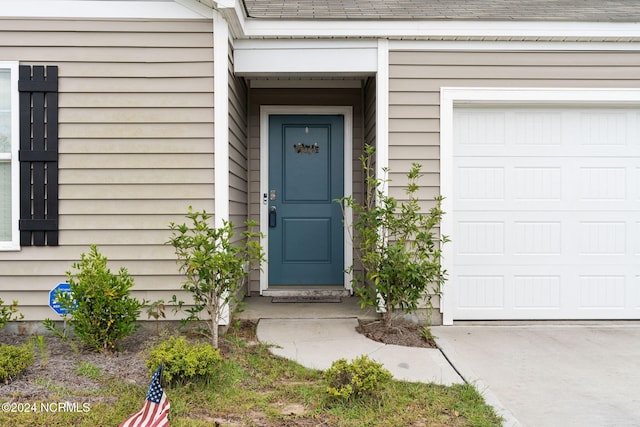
(451, 106), (640, 320)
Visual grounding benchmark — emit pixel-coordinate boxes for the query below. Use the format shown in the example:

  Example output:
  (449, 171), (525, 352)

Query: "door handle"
(269, 206), (277, 228)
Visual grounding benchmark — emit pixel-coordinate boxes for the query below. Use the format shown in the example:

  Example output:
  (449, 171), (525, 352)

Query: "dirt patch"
(0, 329), (156, 402)
(356, 318), (437, 348)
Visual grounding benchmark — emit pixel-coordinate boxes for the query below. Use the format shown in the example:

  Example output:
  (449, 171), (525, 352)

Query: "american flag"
(120, 365), (170, 427)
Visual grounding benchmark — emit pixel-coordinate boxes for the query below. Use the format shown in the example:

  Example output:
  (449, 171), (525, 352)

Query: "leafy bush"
(323, 355), (392, 401)
(167, 207), (265, 349)
(51, 245), (146, 352)
(0, 343), (34, 383)
(339, 145), (448, 326)
(0, 299), (23, 330)
(146, 335), (222, 385)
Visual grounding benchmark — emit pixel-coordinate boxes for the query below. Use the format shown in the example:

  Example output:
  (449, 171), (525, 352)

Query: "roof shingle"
(242, 0), (640, 21)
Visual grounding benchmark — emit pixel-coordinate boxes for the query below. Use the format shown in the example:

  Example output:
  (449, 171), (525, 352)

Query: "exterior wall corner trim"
(213, 10), (230, 227)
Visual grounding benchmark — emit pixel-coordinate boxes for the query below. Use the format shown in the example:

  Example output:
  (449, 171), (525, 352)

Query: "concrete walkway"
(257, 318), (463, 385)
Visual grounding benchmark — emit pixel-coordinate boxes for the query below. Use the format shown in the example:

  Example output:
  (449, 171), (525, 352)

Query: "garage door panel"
(454, 110), (507, 146)
(452, 145), (640, 158)
(457, 274), (505, 309)
(456, 256), (640, 268)
(455, 109), (640, 157)
(456, 159), (640, 205)
(457, 166), (505, 201)
(580, 167), (627, 201)
(455, 213), (639, 263)
(456, 221), (505, 255)
(453, 274), (640, 319)
(578, 275), (626, 309)
(510, 111), (563, 146)
(513, 221), (562, 255)
(579, 109), (640, 147)
(512, 166), (563, 201)
(513, 275), (562, 309)
(452, 106), (640, 320)
(633, 276), (640, 309)
(579, 221), (626, 255)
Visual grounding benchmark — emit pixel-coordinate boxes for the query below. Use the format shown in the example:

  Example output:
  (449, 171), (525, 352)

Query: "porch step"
(263, 287), (351, 300)
(271, 296), (342, 303)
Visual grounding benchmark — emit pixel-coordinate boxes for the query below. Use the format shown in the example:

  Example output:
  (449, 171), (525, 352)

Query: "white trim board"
(439, 87), (640, 325)
(0, 62), (20, 251)
(234, 40), (377, 76)
(259, 106), (353, 294)
(0, 0), (212, 19)
(389, 40), (640, 51)
(242, 19), (640, 41)
(376, 39), (389, 196)
(213, 10), (229, 227)
(249, 80), (363, 89)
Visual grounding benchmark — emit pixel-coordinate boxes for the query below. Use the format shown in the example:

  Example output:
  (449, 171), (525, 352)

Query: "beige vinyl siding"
(388, 49), (640, 204)
(0, 18), (214, 320)
(247, 86), (365, 293)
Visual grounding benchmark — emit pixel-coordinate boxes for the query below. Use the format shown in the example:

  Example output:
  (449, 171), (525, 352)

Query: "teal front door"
(268, 114), (344, 285)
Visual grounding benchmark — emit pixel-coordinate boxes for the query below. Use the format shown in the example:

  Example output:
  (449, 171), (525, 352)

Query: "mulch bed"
(356, 318), (437, 348)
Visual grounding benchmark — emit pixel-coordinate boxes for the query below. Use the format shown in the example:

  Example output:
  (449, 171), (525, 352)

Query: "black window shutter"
(18, 65), (59, 246)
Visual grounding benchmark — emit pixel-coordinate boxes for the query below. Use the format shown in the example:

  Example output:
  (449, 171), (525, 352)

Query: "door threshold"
(262, 286), (351, 298)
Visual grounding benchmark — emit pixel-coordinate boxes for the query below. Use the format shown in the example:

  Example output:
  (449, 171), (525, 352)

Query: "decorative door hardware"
(269, 206), (277, 228)
(293, 143), (319, 154)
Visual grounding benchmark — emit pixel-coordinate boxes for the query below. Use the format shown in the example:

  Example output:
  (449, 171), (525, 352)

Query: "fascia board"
(235, 39), (377, 49)
(219, 6), (246, 39)
(0, 0), (212, 19)
(213, 0), (235, 8)
(389, 40), (640, 51)
(209, 0), (246, 38)
(175, 0), (214, 18)
(242, 19), (640, 40)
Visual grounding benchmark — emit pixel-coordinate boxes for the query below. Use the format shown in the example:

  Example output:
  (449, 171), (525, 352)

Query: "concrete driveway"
(432, 325), (640, 427)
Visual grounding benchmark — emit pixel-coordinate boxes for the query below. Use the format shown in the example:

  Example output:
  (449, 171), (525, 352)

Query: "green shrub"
(0, 299), (23, 330)
(51, 245), (146, 352)
(146, 335), (222, 385)
(167, 207), (265, 349)
(0, 343), (34, 383)
(323, 355), (392, 401)
(338, 145), (448, 327)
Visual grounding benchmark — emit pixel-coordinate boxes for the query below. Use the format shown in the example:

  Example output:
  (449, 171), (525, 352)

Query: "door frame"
(259, 106), (353, 294)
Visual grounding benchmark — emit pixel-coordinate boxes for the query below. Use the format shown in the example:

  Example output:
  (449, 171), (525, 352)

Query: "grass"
(75, 361), (102, 380)
(28, 335), (48, 367)
(0, 322), (502, 426)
